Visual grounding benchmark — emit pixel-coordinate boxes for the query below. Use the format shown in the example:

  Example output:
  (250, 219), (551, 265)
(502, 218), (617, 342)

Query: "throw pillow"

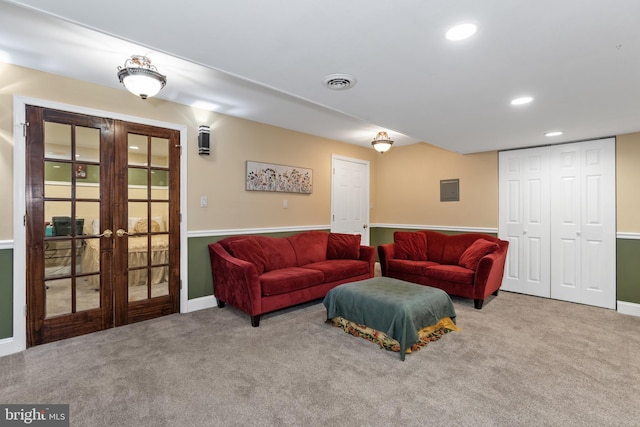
(327, 233), (361, 260)
(228, 237), (268, 275)
(458, 238), (499, 270)
(134, 218), (161, 233)
(394, 231), (427, 260)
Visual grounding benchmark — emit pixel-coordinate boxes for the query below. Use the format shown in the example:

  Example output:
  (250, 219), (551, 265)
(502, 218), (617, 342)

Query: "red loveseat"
(377, 231), (509, 309)
(208, 231), (375, 326)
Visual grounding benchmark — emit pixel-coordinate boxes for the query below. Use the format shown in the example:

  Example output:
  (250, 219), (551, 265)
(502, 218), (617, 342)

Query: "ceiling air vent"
(322, 73), (356, 90)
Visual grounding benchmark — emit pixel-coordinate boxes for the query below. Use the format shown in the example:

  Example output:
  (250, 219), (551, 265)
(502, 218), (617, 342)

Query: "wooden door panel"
(26, 106), (115, 346)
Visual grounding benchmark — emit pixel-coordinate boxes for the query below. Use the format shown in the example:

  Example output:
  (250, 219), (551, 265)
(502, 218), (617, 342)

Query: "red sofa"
(377, 231), (509, 309)
(208, 231), (375, 326)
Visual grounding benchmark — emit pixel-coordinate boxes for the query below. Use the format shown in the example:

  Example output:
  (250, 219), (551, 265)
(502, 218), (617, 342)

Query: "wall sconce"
(198, 125), (210, 155)
(371, 131), (394, 153)
(117, 55), (167, 99)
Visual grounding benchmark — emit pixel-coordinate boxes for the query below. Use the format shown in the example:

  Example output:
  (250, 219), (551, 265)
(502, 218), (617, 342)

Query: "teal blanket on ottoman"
(323, 277), (457, 360)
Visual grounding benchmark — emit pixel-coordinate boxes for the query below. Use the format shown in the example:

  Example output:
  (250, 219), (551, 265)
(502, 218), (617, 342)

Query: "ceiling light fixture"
(445, 23), (478, 41)
(323, 73), (356, 90)
(545, 131), (564, 137)
(511, 96), (534, 105)
(371, 131), (394, 153)
(117, 55), (167, 99)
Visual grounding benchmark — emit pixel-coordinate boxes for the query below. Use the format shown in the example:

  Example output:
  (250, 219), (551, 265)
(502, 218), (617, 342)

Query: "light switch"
(200, 196), (208, 208)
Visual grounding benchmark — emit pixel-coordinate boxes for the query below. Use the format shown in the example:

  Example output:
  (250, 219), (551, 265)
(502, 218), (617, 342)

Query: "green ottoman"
(323, 277), (457, 360)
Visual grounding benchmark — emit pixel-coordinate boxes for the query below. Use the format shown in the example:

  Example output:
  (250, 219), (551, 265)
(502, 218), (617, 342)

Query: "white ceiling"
(2, 0), (640, 154)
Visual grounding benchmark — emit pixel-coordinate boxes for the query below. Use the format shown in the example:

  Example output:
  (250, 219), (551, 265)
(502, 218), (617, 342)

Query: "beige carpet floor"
(1, 290), (639, 426)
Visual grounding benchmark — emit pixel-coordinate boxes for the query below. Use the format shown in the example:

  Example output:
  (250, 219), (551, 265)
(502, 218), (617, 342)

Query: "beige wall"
(191, 115), (378, 230)
(374, 142), (498, 228)
(0, 62), (377, 240)
(616, 132), (640, 233)
(2, 62), (640, 239)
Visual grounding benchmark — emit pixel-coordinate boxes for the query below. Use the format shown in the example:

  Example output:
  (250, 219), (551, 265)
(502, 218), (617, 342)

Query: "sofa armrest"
(377, 243), (395, 277)
(359, 245), (376, 278)
(208, 243), (262, 316)
(473, 242), (509, 299)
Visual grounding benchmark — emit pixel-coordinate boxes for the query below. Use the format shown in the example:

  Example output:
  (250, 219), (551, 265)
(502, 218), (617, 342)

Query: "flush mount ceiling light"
(445, 23), (478, 41)
(322, 73), (357, 90)
(511, 96), (534, 106)
(371, 131), (394, 153)
(117, 55), (167, 99)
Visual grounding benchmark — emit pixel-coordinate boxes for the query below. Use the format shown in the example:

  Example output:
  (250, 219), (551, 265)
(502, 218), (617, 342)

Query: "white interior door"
(499, 147), (551, 297)
(550, 138), (616, 308)
(331, 155), (370, 245)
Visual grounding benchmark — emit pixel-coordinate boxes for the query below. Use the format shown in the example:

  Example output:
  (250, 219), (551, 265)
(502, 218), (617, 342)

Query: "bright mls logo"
(0, 405), (69, 426)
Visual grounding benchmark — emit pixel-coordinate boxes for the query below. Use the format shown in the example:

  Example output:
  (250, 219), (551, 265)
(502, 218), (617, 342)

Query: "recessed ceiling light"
(129, 145), (140, 150)
(545, 131), (564, 137)
(445, 23), (477, 41)
(511, 96), (534, 106)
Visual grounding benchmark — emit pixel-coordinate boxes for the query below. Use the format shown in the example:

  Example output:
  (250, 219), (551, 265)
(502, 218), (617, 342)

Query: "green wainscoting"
(0, 249), (13, 339)
(0, 232), (634, 342)
(617, 238), (640, 304)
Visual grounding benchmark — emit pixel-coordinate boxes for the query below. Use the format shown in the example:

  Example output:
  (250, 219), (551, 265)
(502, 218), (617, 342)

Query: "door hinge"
(21, 122), (29, 137)
(24, 304), (27, 317)
(23, 215), (26, 226)
(180, 280), (182, 290)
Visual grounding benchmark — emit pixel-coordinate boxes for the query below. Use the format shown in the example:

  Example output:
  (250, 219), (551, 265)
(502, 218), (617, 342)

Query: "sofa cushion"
(288, 231), (329, 266)
(260, 267), (325, 296)
(394, 231), (427, 260)
(227, 237), (268, 275)
(303, 259), (369, 282)
(425, 265), (474, 284)
(388, 259), (440, 276)
(256, 237), (297, 270)
(458, 238), (500, 270)
(327, 233), (361, 260)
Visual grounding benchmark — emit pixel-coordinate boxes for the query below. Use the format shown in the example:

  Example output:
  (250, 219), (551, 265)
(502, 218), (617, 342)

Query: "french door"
(25, 106), (180, 346)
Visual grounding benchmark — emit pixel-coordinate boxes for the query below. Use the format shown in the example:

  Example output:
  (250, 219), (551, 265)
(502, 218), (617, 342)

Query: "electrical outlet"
(283, 199), (288, 209)
(200, 196), (208, 208)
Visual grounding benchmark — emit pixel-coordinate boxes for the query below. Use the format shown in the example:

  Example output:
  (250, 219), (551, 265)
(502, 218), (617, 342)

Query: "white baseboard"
(186, 295), (218, 313)
(617, 300), (640, 317)
(0, 337), (22, 358)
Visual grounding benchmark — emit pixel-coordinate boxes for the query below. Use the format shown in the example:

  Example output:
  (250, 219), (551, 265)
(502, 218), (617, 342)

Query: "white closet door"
(499, 147), (551, 297)
(550, 138), (616, 308)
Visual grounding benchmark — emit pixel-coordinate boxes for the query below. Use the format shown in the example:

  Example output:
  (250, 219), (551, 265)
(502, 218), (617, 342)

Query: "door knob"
(97, 229), (113, 238)
(116, 228), (131, 238)
(363, 224), (368, 229)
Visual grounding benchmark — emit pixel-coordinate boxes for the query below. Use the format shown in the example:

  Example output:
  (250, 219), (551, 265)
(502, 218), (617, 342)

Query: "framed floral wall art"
(246, 161), (312, 194)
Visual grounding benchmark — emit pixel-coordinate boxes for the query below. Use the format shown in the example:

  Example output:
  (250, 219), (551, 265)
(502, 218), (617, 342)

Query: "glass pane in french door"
(126, 134), (170, 303)
(43, 121), (102, 319)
